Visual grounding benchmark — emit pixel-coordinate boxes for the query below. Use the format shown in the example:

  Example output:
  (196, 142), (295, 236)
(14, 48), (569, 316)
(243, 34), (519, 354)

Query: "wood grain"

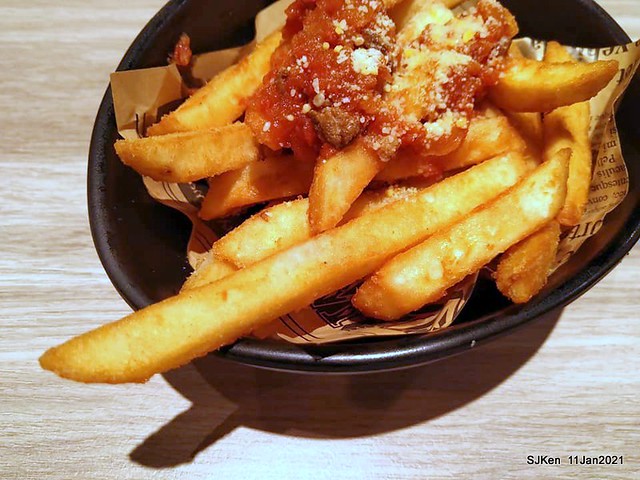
(1, 1), (638, 479)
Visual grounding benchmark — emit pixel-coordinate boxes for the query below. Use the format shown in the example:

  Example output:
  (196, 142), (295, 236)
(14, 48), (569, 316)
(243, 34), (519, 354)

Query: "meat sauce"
(245, 0), (517, 164)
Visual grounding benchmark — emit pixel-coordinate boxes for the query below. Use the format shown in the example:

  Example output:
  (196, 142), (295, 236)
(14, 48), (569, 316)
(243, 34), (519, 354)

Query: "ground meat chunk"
(308, 107), (362, 149)
(362, 25), (394, 55)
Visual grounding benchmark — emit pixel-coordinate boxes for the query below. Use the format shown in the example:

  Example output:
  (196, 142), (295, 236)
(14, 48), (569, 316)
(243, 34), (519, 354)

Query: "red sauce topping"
(246, 0), (395, 161)
(246, 0), (517, 163)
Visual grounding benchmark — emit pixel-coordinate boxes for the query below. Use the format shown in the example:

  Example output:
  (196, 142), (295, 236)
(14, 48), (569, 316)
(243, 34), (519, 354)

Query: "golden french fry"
(374, 154), (441, 184)
(489, 57), (618, 112)
(215, 199), (311, 270)
(39, 153), (528, 383)
(374, 114), (527, 183)
(181, 252), (237, 292)
(308, 139), (382, 233)
(341, 184), (423, 221)
(352, 150), (570, 320)
(211, 185), (420, 271)
(500, 46), (545, 157)
(494, 220), (561, 303)
(432, 114), (527, 170)
(544, 40), (574, 63)
(147, 30), (282, 136)
(503, 111), (544, 158)
(114, 123), (259, 182)
(199, 155), (314, 220)
(543, 41), (593, 226)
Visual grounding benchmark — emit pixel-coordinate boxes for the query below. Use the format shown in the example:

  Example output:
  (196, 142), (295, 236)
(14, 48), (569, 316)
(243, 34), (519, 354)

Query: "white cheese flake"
(351, 48), (383, 75)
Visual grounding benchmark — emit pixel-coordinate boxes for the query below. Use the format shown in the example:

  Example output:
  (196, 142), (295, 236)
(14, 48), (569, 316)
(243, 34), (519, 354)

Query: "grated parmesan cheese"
(351, 48), (383, 75)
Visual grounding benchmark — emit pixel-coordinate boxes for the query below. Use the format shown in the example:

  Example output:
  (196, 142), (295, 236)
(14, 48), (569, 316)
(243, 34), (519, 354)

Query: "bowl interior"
(88, 0), (640, 372)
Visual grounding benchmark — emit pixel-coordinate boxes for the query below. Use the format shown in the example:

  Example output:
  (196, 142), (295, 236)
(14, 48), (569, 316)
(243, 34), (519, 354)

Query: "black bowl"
(88, 0), (640, 373)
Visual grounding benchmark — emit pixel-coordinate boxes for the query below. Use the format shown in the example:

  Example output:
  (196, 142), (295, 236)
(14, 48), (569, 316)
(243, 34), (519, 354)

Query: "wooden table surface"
(1, 1), (639, 479)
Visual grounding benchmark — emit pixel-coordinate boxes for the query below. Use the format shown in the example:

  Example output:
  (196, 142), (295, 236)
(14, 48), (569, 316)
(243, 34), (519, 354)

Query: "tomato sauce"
(246, 0), (395, 161)
(246, 0), (517, 163)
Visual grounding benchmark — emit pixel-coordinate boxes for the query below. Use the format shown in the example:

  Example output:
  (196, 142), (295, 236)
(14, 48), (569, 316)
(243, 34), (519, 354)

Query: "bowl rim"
(88, 0), (638, 373)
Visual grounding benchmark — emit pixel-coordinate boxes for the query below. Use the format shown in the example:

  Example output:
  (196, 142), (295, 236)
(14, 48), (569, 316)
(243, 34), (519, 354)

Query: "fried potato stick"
(308, 138), (382, 233)
(489, 57), (618, 112)
(181, 252), (237, 291)
(494, 220), (561, 303)
(375, 114), (527, 183)
(40, 153), (528, 383)
(114, 123), (259, 182)
(500, 44), (544, 155)
(352, 150), (569, 320)
(199, 155), (314, 219)
(147, 30), (282, 135)
(543, 41), (592, 226)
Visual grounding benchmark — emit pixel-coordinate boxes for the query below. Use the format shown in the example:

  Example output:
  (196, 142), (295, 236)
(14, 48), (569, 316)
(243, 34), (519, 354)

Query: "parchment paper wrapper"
(110, 0), (640, 344)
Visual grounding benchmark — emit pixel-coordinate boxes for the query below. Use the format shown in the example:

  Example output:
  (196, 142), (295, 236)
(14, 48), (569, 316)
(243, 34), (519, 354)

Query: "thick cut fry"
(341, 184), (422, 222)
(181, 252), (237, 292)
(199, 156), (314, 219)
(215, 199), (310, 270)
(374, 114), (527, 183)
(308, 139), (382, 233)
(375, 154), (442, 184)
(352, 150), (570, 320)
(494, 220), (561, 303)
(543, 41), (592, 226)
(211, 185), (420, 271)
(489, 57), (618, 112)
(432, 115), (527, 170)
(114, 123), (259, 182)
(503, 111), (544, 158)
(39, 153), (528, 383)
(502, 44), (544, 155)
(147, 31), (282, 136)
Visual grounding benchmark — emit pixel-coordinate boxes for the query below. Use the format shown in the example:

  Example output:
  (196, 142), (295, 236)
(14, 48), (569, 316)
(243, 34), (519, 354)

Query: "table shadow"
(130, 307), (562, 468)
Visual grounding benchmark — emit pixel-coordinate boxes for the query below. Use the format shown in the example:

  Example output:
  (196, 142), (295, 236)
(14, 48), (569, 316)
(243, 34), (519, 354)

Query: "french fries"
(184, 185), (421, 291)
(490, 57), (618, 112)
(543, 41), (593, 226)
(308, 139), (383, 233)
(491, 42), (593, 304)
(40, 153), (528, 383)
(352, 150), (570, 320)
(114, 123), (259, 182)
(147, 30), (282, 135)
(42, 0), (624, 385)
(502, 45), (544, 156)
(207, 185), (420, 272)
(494, 220), (561, 303)
(374, 114), (527, 183)
(181, 252), (237, 291)
(199, 155), (314, 219)
(214, 198), (311, 269)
